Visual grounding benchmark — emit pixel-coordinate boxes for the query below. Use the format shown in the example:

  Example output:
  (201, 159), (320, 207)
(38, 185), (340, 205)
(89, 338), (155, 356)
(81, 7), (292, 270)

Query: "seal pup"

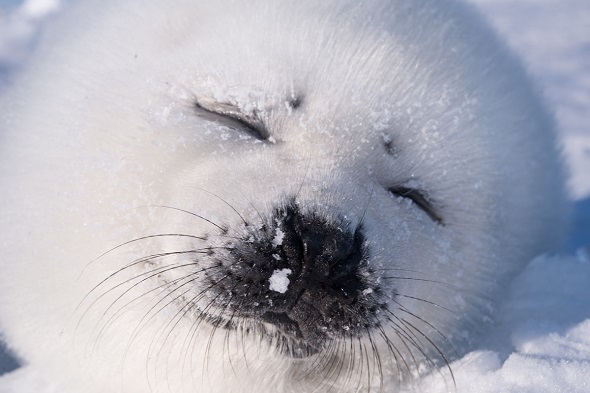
(0, 0), (566, 392)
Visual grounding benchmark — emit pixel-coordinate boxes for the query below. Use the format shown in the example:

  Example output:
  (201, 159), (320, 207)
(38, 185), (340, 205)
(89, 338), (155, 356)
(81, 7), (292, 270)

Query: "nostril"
(329, 227), (365, 273)
(278, 205), (367, 300)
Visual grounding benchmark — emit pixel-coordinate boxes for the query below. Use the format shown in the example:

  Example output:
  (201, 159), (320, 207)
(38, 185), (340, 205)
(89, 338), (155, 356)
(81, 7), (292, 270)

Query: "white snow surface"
(0, 1), (589, 392)
(0, 0), (58, 74)
(415, 251), (590, 393)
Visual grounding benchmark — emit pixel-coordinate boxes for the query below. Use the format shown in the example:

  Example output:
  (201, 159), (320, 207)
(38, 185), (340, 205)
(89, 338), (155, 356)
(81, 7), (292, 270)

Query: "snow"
(467, 0), (590, 200)
(0, 0), (58, 84)
(0, 0), (589, 392)
(271, 223), (285, 248)
(268, 268), (292, 294)
(415, 251), (590, 393)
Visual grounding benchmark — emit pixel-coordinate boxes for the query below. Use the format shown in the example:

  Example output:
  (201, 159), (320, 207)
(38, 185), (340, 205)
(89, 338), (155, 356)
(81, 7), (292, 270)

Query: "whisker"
(142, 205), (228, 233)
(77, 233), (207, 279)
(76, 249), (221, 340)
(397, 294), (458, 317)
(189, 186), (250, 227)
(75, 247), (222, 319)
(399, 317), (456, 391)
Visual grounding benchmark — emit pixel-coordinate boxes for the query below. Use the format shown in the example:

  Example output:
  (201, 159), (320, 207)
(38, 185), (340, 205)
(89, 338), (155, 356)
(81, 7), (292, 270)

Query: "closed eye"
(194, 97), (269, 141)
(388, 186), (443, 225)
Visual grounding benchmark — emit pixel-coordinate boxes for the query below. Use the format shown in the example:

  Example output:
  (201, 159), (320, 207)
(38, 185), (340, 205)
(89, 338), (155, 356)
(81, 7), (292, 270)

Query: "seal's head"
(0, 0), (566, 392)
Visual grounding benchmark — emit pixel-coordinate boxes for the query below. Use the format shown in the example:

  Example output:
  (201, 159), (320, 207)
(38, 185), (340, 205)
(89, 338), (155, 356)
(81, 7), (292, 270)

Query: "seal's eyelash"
(194, 98), (269, 140)
(388, 186), (443, 225)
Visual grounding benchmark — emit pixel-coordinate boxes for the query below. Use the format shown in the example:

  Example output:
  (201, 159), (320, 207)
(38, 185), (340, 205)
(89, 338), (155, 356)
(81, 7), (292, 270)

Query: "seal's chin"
(202, 308), (322, 358)
(260, 311), (321, 358)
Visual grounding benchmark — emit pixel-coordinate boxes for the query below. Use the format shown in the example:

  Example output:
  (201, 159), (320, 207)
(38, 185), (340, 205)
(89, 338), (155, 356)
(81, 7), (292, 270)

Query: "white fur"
(0, 0), (566, 392)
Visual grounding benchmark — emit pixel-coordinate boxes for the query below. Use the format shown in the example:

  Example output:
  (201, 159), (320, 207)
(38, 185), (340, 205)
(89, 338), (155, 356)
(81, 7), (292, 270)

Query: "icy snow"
(271, 224), (285, 248)
(468, 0), (590, 200)
(0, 0), (58, 80)
(415, 251), (590, 393)
(1, 0), (590, 392)
(268, 268), (292, 294)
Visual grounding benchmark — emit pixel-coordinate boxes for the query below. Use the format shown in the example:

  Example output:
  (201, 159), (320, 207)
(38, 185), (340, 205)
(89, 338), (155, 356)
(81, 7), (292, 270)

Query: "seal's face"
(78, 21), (468, 384)
(138, 25), (456, 361)
(119, 81), (454, 384)
(0, 0), (565, 392)
(125, 6), (473, 375)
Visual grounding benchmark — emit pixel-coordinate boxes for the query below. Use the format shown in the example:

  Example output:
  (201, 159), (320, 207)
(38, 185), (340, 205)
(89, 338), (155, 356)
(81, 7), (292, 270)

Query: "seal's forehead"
(149, 0), (495, 133)
(38, 0), (515, 154)
(178, 2), (406, 95)
(46, 0), (497, 110)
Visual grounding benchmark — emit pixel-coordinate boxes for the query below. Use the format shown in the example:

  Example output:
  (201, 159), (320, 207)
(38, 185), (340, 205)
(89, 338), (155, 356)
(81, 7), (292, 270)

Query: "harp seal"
(0, 0), (566, 392)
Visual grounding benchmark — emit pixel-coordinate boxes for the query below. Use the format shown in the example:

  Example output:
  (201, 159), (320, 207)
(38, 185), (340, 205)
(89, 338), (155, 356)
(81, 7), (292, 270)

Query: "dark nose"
(280, 205), (366, 302)
(222, 203), (374, 355)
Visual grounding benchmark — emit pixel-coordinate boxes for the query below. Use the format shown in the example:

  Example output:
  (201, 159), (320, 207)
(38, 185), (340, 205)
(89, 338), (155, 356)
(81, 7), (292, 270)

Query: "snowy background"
(0, 0), (589, 392)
